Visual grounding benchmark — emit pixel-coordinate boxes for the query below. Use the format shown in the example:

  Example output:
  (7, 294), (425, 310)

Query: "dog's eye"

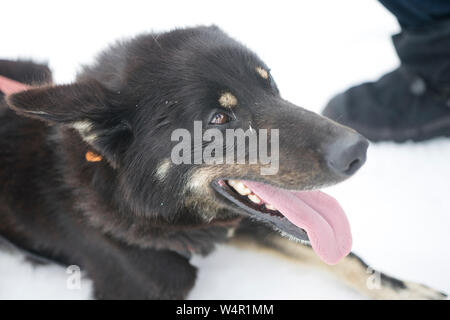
(210, 112), (230, 125)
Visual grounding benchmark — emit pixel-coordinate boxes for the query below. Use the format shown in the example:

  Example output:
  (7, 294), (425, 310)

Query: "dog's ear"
(6, 80), (133, 167)
(6, 80), (114, 123)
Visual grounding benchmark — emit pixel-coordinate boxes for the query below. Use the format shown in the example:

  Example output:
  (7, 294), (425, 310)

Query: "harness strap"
(0, 75), (30, 95)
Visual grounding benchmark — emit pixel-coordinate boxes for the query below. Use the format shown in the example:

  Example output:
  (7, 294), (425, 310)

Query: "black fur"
(0, 26), (365, 299)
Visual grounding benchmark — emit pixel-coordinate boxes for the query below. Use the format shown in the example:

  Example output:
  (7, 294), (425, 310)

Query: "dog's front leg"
(79, 238), (197, 300)
(229, 219), (446, 300)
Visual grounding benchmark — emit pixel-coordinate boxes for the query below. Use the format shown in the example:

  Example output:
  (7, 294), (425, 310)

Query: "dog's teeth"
(248, 194), (262, 204)
(265, 203), (277, 211)
(228, 180), (251, 195)
(228, 180), (238, 187)
(234, 182), (251, 196)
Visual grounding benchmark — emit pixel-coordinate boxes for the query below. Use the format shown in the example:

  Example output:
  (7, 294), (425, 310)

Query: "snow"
(0, 0), (449, 299)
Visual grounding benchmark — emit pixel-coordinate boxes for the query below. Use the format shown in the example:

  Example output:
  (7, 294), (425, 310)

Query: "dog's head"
(7, 26), (368, 264)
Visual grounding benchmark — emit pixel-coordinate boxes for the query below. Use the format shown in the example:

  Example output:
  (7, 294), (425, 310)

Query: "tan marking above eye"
(219, 92), (237, 108)
(256, 66), (269, 80)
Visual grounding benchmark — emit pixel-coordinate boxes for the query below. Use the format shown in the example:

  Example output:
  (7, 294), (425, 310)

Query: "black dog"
(0, 26), (445, 299)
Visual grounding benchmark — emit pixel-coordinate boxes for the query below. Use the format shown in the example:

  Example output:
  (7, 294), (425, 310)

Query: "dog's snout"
(324, 133), (369, 177)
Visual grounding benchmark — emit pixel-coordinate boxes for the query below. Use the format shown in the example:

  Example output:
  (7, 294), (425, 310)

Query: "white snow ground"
(0, 0), (449, 299)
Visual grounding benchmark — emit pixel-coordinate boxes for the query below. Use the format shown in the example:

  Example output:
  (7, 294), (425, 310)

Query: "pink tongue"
(243, 181), (352, 265)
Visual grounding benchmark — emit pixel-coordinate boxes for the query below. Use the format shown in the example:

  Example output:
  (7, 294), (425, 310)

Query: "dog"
(0, 26), (446, 299)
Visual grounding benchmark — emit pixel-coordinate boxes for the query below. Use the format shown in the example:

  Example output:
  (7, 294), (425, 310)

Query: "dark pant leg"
(379, 0), (450, 29)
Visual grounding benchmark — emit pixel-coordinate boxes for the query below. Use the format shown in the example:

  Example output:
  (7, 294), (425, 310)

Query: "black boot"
(323, 21), (450, 142)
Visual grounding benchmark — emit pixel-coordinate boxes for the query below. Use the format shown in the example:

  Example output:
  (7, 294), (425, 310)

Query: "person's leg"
(380, 0), (450, 29)
(322, 1), (450, 142)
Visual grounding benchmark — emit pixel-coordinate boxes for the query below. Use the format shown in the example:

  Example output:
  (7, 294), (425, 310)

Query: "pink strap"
(0, 75), (31, 95)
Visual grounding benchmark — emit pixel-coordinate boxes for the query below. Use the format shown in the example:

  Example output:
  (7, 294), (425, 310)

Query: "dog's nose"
(324, 133), (369, 176)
